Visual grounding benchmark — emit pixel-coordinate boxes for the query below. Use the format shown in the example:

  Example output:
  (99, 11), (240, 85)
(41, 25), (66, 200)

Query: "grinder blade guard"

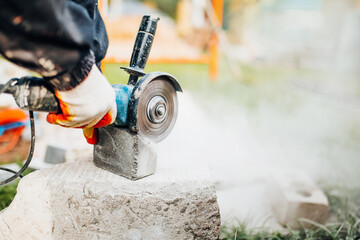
(113, 15), (182, 142)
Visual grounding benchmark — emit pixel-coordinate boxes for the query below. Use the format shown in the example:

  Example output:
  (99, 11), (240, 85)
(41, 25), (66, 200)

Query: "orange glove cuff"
(83, 128), (98, 145)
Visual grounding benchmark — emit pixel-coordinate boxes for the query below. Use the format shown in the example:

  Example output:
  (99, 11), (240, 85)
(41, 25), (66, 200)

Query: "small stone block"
(44, 145), (66, 164)
(271, 172), (329, 229)
(94, 126), (157, 180)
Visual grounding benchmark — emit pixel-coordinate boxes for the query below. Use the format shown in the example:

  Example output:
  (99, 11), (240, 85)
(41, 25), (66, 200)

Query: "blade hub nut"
(147, 96), (167, 123)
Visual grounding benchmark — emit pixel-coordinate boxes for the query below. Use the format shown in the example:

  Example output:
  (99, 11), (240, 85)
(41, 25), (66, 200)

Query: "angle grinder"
(0, 15), (181, 184)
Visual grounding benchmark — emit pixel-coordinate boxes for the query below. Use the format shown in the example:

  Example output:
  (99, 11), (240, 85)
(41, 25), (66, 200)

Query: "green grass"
(220, 187), (360, 240)
(103, 61), (301, 111)
(0, 181), (19, 210)
(0, 165), (34, 211)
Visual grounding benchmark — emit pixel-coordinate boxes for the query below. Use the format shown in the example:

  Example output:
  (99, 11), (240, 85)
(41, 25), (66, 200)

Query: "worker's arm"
(0, 0), (115, 144)
(0, 0), (108, 79)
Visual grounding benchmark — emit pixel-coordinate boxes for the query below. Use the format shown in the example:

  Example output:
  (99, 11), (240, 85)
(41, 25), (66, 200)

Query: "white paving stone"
(271, 172), (329, 229)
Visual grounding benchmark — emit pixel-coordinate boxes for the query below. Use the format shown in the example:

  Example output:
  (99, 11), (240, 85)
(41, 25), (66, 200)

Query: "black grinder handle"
(122, 15), (160, 86)
(5, 77), (60, 113)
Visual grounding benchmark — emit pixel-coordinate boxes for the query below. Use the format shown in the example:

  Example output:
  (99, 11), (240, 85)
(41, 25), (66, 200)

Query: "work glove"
(46, 51), (116, 144)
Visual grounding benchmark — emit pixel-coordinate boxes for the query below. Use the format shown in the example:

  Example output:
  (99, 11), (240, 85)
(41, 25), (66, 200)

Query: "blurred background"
(1, 0), (360, 238)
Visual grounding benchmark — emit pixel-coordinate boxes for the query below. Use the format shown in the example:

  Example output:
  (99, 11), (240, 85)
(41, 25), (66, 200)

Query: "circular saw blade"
(137, 78), (178, 142)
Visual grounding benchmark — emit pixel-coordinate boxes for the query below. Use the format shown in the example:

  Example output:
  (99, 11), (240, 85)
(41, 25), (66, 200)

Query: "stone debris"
(271, 172), (329, 229)
(43, 144), (67, 164)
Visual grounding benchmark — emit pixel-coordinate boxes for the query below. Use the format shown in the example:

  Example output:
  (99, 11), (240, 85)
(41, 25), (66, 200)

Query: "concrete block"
(94, 126), (157, 180)
(44, 145), (66, 164)
(0, 157), (221, 240)
(271, 172), (329, 229)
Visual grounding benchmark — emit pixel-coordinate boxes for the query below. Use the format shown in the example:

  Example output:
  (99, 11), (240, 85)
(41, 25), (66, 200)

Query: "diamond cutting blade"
(136, 78), (178, 142)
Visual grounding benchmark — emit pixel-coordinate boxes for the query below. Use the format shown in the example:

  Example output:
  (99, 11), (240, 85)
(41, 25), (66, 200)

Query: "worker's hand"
(46, 60), (117, 144)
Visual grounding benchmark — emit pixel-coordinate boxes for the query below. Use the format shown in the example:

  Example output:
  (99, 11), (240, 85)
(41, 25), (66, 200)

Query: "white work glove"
(46, 52), (117, 144)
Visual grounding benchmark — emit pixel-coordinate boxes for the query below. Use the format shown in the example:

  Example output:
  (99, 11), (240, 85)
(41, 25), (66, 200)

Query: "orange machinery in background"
(209, 0), (224, 81)
(98, 0), (224, 81)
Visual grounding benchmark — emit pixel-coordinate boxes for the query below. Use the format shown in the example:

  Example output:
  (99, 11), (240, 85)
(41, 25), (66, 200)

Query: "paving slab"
(0, 156), (221, 240)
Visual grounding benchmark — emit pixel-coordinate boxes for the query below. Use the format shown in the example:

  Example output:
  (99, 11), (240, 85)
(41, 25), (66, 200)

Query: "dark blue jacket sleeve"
(0, 0), (108, 78)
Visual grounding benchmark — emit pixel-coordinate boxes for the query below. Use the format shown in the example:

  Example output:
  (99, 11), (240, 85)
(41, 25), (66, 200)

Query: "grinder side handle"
(121, 15), (160, 86)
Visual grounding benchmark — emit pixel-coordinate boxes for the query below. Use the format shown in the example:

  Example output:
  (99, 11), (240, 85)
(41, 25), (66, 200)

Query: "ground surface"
(1, 0), (360, 234)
